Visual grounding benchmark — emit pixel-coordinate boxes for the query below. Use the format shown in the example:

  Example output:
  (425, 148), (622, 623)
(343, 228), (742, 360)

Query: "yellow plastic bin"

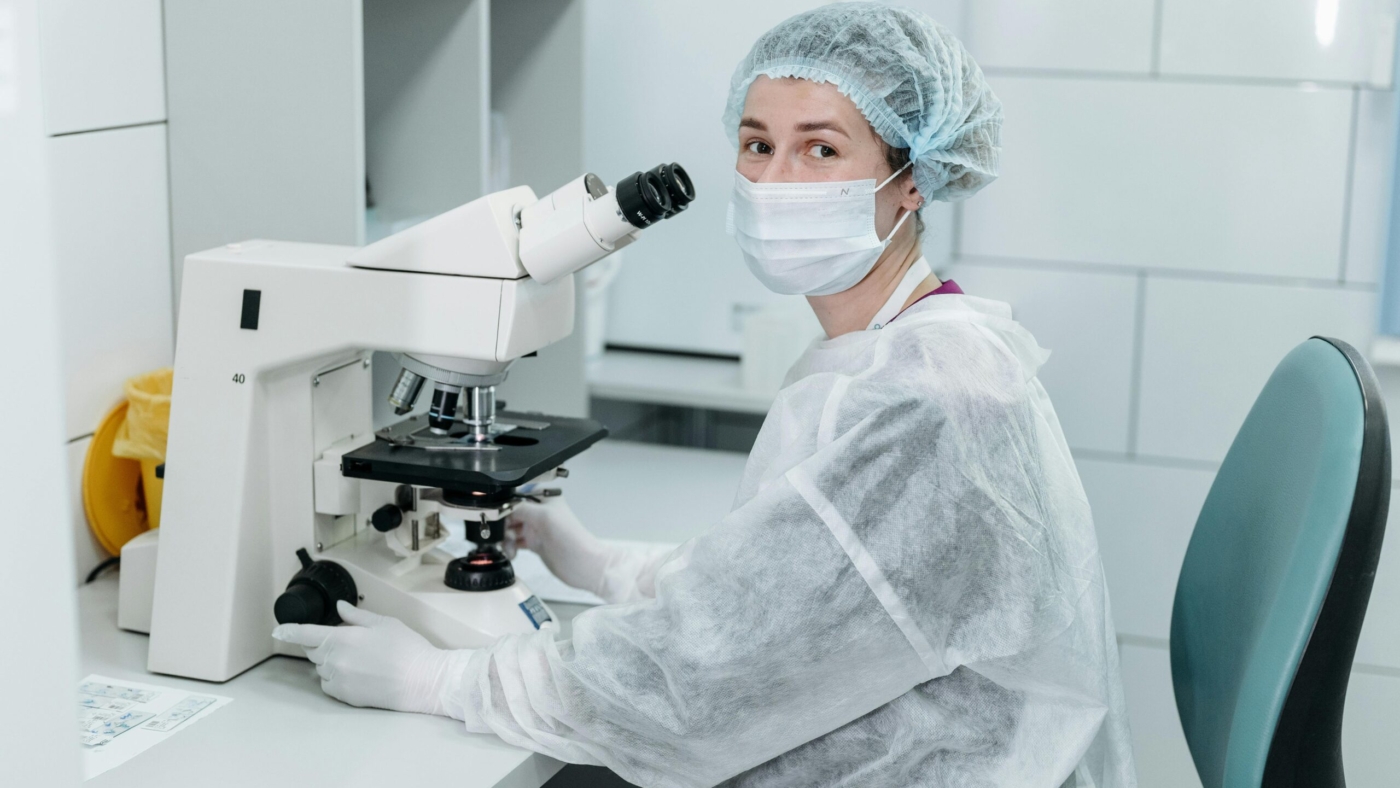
(84, 368), (174, 556)
(112, 368), (172, 530)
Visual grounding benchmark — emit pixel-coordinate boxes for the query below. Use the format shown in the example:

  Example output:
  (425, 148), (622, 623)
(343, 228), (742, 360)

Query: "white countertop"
(78, 439), (749, 787)
(587, 350), (774, 415)
(78, 575), (564, 788)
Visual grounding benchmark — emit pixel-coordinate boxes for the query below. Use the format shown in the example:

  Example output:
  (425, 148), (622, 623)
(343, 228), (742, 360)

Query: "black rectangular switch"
(240, 289), (261, 330)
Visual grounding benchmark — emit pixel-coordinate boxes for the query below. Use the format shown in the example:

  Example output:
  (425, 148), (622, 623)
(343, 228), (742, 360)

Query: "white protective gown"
(444, 292), (1138, 788)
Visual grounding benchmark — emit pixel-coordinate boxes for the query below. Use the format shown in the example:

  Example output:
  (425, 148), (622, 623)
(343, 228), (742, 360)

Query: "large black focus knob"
(371, 503), (403, 532)
(274, 584), (328, 626)
(273, 548), (358, 625)
(444, 547), (515, 592)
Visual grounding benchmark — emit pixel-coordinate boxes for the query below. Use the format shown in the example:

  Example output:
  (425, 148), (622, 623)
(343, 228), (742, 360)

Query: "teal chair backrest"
(1170, 337), (1389, 788)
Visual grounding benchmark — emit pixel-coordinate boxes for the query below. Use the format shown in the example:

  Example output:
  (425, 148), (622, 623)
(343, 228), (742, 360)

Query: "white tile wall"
(49, 125), (174, 440)
(965, 0), (1156, 73)
(1077, 458), (1216, 640)
(1342, 668), (1400, 785)
(1354, 474), (1400, 668)
(37, 0), (166, 135)
(1159, 0), (1397, 84)
(1377, 369), (1400, 487)
(67, 437), (108, 581)
(1119, 647), (1400, 787)
(1118, 643), (1202, 788)
(1345, 88), (1396, 285)
(947, 262), (1139, 453)
(1136, 279), (1375, 463)
(960, 78), (1355, 280)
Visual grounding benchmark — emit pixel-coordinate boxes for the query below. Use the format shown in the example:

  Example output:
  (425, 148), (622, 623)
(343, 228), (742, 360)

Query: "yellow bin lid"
(83, 401), (151, 556)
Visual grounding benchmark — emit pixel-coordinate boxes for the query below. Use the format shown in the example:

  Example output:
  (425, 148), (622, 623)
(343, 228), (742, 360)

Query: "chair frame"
(1260, 337), (1390, 788)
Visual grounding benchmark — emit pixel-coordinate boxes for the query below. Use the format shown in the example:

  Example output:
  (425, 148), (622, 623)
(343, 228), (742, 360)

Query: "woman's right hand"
(505, 497), (614, 596)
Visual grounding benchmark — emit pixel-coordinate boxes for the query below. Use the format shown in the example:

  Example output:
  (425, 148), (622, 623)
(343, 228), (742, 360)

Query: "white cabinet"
(164, 0), (589, 416)
(1160, 0), (1397, 85)
(49, 124), (173, 441)
(38, 0), (165, 135)
(163, 0), (368, 304)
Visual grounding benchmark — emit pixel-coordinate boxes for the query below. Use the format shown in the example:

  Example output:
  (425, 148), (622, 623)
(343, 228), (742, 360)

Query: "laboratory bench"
(78, 440), (749, 787)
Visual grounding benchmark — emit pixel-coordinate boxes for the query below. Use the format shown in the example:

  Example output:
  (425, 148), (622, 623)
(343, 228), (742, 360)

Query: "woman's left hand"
(273, 601), (471, 718)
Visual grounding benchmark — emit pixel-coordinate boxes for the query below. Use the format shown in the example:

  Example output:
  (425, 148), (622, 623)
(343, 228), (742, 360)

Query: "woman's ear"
(902, 177), (925, 213)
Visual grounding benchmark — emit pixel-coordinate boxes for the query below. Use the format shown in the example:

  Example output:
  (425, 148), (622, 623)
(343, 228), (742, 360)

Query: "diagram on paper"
(78, 674), (232, 780)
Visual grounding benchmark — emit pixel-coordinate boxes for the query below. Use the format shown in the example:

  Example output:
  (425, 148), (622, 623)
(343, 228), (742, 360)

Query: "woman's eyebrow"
(739, 117), (767, 130)
(794, 120), (849, 137)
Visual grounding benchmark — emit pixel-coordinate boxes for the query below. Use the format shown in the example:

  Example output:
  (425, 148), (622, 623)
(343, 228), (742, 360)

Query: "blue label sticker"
(519, 595), (552, 629)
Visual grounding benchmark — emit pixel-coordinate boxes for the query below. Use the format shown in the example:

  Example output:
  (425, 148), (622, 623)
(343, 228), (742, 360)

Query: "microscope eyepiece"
(648, 163), (694, 216)
(614, 170), (672, 229)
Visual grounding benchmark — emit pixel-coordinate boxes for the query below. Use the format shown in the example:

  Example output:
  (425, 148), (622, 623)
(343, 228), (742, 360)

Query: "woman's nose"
(756, 155), (800, 184)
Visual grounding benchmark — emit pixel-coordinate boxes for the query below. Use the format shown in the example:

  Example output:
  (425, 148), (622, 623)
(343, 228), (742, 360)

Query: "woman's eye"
(808, 144), (837, 159)
(745, 140), (772, 155)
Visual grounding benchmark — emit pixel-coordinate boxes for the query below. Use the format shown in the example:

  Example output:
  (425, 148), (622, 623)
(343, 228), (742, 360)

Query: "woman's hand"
(273, 601), (471, 718)
(506, 497), (614, 596)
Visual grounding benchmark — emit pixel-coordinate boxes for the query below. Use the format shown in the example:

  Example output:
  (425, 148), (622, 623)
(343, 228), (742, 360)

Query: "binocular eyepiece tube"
(518, 162), (696, 285)
(614, 163), (695, 228)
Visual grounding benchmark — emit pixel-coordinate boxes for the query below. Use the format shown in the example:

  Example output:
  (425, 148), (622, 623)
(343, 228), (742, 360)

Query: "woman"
(275, 5), (1137, 786)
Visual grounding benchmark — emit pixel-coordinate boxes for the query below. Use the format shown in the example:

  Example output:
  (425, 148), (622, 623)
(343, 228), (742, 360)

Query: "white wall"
(35, 0), (174, 582)
(0, 0), (82, 783)
(955, 1), (1400, 784)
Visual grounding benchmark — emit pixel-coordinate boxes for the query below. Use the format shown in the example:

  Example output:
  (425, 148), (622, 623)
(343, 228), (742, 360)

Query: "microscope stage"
(341, 411), (608, 495)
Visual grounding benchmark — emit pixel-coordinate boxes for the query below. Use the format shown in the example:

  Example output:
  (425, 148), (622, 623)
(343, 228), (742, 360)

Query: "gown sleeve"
(445, 371), (1076, 788)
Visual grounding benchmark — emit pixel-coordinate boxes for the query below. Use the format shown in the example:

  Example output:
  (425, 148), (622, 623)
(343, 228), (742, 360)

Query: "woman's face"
(737, 76), (921, 238)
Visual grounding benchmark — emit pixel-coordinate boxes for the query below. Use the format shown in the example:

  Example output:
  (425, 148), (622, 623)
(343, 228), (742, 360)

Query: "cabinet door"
(164, 0), (364, 309)
(67, 436), (108, 579)
(38, 0), (166, 135)
(49, 124), (173, 441)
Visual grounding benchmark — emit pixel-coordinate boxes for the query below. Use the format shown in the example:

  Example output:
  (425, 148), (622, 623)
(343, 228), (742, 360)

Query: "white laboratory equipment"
(140, 164), (695, 682)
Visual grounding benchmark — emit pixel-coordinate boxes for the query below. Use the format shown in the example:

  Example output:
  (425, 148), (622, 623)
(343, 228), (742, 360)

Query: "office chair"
(1170, 337), (1389, 788)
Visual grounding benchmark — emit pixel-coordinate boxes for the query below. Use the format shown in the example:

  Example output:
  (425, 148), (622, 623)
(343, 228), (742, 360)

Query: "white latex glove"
(506, 497), (671, 604)
(272, 601), (472, 718)
(506, 497), (613, 594)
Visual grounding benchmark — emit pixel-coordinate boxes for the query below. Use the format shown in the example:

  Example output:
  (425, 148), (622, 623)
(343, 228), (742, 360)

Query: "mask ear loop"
(874, 160), (914, 192)
(875, 160), (917, 242)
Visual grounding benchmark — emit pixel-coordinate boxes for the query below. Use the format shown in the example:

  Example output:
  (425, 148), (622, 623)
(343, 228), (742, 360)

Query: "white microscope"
(143, 164), (694, 682)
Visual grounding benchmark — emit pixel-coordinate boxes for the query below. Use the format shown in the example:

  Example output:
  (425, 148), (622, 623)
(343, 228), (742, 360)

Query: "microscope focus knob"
(273, 548), (358, 626)
(371, 504), (403, 532)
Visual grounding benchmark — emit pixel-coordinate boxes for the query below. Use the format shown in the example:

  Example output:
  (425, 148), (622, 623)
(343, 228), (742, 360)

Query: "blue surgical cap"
(723, 2), (1002, 203)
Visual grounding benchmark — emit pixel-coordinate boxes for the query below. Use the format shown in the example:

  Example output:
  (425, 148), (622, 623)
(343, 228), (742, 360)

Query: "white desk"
(79, 440), (750, 787)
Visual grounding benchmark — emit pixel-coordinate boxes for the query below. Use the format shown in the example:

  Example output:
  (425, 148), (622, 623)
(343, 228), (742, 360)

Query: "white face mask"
(726, 162), (913, 296)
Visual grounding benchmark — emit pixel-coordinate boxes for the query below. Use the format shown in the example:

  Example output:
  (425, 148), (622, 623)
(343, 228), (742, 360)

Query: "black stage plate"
(341, 411), (608, 494)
